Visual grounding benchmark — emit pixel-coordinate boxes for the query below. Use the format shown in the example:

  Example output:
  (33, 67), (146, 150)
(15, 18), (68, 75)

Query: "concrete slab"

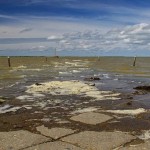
(24, 141), (84, 150)
(70, 112), (113, 125)
(62, 131), (136, 150)
(119, 140), (150, 150)
(36, 125), (76, 139)
(0, 130), (50, 150)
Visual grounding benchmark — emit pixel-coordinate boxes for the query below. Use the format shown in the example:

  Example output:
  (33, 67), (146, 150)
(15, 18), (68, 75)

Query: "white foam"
(25, 69), (43, 71)
(72, 70), (81, 73)
(0, 104), (10, 111)
(114, 78), (118, 81)
(138, 130), (150, 140)
(43, 64), (50, 67)
(79, 68), (88, 70)
(33, 93), (45, 97)
(65, 62), (75, 65)
(59, 72), (72, 75)
(16, 93), (45, 101)
(0, 105), (21, 114)
(71, 107), (98, 114)
(74, 63), (85, 67)
(105, 108), (146, 115)
(103, 74), (110, 78)
(41, 118), (51, 122)
(13, 65), (27, 69)
(31, 99), (61, 108)
(36, 102), (47, 108)
(7, 84), (16, 88)
(23, 105), (32, 110)
(72, 60), (82, 62)
(26, 80), (120, 101)
(16, 95), (34, 100)
(11, 66), (42, 72)
(10, 65), (26, 72)
(57, 120), (70, 124)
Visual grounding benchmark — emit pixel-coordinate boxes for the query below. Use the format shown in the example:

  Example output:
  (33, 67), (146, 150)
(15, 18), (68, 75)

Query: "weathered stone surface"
(119, 140), (150, 150)
(24, 141), (84, 150)
(0, 130), (50, 150)
(36, 125), (75, 139)
(70, 112), (113, 125)
(62, 131), (135, 150)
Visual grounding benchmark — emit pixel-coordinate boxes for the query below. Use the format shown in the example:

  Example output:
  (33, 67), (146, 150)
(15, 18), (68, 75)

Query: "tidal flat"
(0, 56), (150, 150)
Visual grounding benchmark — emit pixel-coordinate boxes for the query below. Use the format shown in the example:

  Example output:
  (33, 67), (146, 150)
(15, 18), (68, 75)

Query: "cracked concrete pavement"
(0, 111), (145, 150)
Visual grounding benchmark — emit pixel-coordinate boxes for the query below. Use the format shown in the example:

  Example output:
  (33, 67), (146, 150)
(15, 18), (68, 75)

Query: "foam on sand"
(12, 65), (27, 70)
(105, 108), (146, 115)
(26, 80), (120, 101)
(71, 107), (98, 114)
(138, 130), (150, 140)
(72, 70), (81, 73)
(11, 66), (43, 72)
(0, 104), (21, 114)
(16, 95), (34, 100)
(59, 72), (72, 75)
(16, 94), (45, 101)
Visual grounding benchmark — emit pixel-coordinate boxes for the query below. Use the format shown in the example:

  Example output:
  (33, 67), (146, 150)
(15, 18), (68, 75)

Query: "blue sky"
(0, 0), (150, 56)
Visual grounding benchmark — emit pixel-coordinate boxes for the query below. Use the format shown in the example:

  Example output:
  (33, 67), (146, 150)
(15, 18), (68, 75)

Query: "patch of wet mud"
(0, 93), (150, 136)
(103, 116), (150, 132)
(122, 138), (145, 148)
(0, 109), (43, 132)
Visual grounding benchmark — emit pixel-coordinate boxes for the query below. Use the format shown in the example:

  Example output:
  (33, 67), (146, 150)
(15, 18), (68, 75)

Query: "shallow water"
(0, 56), (150, 134)
(0, 57), (150, 76)
(0, 56), (150, 96)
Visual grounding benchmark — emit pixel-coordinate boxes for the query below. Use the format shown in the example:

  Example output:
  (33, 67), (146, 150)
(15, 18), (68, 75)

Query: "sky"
(0, 0), (150, 56)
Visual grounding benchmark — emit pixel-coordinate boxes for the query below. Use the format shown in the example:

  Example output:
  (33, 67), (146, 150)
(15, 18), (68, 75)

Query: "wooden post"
(45, 57), (47, 62)
(55, 48), (56, 57)
(8, 56), (11, 67)
(133, 56), (136, 67)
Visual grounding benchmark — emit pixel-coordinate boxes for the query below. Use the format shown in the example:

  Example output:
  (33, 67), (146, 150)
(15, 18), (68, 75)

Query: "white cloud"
(19, 28), (33, 33)
(1, 23), (150, 55)
(47, 35), (64, 41)
(0, 14), (17, 19)
(0, 14), (110, 38)
(46, 23), (150, 52)
(30, 45), (47, 51)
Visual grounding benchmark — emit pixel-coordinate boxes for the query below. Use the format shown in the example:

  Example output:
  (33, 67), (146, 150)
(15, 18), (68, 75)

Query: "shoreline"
(0, 57), (150, 149)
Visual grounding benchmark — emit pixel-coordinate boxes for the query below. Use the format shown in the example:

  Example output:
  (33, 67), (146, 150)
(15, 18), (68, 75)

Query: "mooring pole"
(55, 48), (56, 57)
(133, 56), (137, 67)
(8, 56), (11, 67)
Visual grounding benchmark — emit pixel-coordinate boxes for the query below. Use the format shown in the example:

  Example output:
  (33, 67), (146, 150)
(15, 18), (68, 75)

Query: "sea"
(0, 56), (150, 99)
